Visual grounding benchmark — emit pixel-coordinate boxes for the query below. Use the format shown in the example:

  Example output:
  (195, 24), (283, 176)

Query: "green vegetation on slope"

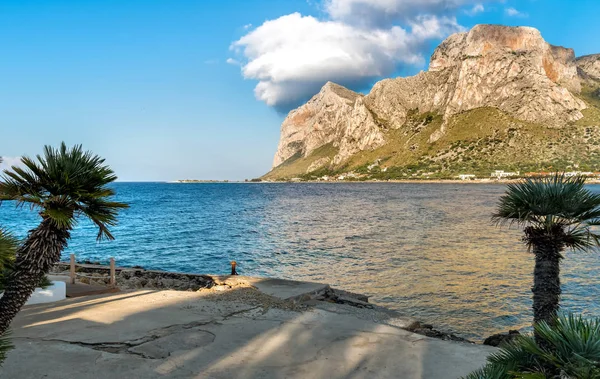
(262, 143), (339, 180)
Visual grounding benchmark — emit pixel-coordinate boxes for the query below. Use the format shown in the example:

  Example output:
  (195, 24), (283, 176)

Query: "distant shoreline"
(170, 179), (600, 185)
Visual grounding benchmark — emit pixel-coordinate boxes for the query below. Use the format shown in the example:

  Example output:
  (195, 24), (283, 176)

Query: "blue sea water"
(1, 182), (600, 340)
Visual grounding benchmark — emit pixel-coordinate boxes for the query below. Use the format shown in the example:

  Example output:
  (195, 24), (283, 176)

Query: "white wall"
(25, 281), (66, 305)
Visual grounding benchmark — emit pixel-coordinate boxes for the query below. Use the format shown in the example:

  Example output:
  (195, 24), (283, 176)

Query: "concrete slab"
(128, 329), (215, 359)
(2, 289), (496, 379)
(11, 290), (252, 344)
(242, 276), (330, 301)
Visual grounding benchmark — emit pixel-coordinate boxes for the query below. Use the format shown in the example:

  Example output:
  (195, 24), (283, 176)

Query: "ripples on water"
(1, 182), (600, 340)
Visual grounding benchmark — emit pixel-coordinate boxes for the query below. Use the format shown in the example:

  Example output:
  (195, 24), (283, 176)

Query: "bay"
(2, 182), (599, 340)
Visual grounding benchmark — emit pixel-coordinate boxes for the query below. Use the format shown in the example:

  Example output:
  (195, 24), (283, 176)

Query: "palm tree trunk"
(529, 230), (563, 352)
(532, 250), (561, 324)
(0, 218), (69, 335)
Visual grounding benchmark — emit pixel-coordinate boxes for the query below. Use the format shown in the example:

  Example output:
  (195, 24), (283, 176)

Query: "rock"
(391, 320), (470, 343)
(483, 330), (521, 347)
(312, 287), (374, 309)
(213, 285), (230, 291)
(578, 54), (600, 82)
(52, 261), (215, 291)
(412, 327), (471, 343)
(267, 24), (592, 177)
(129, 277), (143, 288)
(330, 288), (369, 303)
(334, 295), (374, 309)
(80, 260), (102, 265)
(385, 317), (421, 331)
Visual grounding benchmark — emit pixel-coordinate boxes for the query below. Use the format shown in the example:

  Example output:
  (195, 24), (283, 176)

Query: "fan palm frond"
(0, 330), (13, 366)
(0, 228), (17, 292)
(0, 142), (128, 240)
(462, 363), (511, 379)
(494, 174), (600, 250)
(464, 314), (600, 379)
(0, 228), (16, 268)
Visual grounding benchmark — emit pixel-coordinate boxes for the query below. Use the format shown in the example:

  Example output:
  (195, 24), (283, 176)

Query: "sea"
(1, 182), (599, 341)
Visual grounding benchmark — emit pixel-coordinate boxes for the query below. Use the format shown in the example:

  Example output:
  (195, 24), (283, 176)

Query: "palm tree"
(0, 228), (18, 291)
(0, 228), (17, 366)
(493, 174), (600, 329)
(0, 143), (128, 335)
(0, 159), (16, 292)
(0, 157), (15, 365)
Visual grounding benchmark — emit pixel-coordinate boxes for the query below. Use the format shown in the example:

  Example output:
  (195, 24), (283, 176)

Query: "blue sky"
(1, 0), (599, 181)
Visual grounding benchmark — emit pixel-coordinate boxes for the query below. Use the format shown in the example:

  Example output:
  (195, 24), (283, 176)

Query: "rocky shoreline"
(50, 261), (497, 344)
(51, 261), (214, 291)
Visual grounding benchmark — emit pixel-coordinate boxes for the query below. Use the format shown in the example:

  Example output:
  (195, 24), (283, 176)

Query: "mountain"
(263, 25), (600, 181)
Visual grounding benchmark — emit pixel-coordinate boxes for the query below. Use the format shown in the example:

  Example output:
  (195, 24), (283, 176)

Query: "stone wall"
(50, 262), (214, 291)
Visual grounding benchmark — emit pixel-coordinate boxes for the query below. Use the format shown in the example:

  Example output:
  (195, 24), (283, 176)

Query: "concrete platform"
(243, 276), (330, 301)
(2, 289), (496, 379)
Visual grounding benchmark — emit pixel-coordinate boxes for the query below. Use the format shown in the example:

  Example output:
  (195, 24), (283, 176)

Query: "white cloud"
(226, 58), (240, 65)
(0, 156), (22, 171)
(409, 15), (463, 41)
(232, 0), (492, 109)
(325, 0), (488, 27)
(505, 7), (528, 17)
(243, 23), (253, 30)
(465, 3), (484, 16)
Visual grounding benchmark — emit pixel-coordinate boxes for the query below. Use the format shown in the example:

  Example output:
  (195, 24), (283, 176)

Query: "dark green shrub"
(0, 229), (16, 366)
(464, 314), (600, 379)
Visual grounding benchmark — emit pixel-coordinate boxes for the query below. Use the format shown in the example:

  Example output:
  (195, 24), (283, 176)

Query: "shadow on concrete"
(16, 290), (159, 326)
(2, 288), (494, 379)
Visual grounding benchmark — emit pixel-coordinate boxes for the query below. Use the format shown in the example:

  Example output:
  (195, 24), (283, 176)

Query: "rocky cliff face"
(366, 25), (585, 143)
(271, 82), (385, 168)
(578, 54), (600, 84)
(268, 24), (596, 177)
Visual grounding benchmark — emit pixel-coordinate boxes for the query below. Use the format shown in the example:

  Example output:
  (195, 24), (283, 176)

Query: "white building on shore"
(564, 171), (594, 177)
(458, 174), (476, 180)
(491, 170), (519, 179)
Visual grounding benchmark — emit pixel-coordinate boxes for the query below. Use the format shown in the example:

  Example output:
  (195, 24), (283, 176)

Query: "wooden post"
(109, 258), (116, 287)
(70, 254), (76, 284)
